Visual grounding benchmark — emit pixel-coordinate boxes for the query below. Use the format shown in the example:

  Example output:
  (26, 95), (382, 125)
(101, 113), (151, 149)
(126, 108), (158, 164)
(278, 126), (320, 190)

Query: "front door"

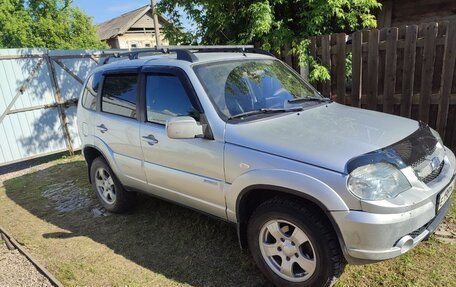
(139, 67), (226, 218)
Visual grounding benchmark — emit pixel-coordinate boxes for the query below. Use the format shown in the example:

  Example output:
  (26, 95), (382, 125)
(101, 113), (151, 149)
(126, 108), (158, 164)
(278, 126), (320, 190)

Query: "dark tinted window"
(146, 74), (200, 124)
(101, 75), (138, 118)
(82, 73), (101, 110)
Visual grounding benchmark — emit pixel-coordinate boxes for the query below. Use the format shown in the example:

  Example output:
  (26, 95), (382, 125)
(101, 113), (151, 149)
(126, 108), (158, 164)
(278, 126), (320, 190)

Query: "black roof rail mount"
(100, 45), (274, 65)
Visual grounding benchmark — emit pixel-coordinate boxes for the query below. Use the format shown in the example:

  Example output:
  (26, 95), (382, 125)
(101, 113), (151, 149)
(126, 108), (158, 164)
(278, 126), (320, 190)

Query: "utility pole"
(150, 0), (162, 47)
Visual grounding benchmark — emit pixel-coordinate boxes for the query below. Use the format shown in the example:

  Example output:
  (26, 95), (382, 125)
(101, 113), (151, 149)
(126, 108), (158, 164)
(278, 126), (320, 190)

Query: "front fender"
(225, 168), (349, 222)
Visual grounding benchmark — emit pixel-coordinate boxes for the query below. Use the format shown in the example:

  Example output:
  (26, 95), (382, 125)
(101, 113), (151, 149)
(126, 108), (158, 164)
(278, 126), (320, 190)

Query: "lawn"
(0, 155), (455, 287)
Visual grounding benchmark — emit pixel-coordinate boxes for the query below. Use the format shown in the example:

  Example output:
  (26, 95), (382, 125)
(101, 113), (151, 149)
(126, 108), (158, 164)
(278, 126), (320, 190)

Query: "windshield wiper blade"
(288, 97), (332, 104)
(228, 107), (303, 120)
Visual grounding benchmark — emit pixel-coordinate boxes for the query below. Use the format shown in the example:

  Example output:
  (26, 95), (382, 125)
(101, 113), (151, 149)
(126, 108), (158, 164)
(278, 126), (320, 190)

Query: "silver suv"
(77, 46), (455, 287)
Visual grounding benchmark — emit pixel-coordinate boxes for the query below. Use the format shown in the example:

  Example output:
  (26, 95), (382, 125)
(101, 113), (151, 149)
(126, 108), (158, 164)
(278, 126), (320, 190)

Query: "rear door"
(138, 67), (226, 218)
(95, 71), (146, 189)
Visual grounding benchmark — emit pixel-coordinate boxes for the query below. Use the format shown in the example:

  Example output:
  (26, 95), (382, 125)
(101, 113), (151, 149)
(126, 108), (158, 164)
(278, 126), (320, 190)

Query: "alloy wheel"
(259, 219), (317, 282)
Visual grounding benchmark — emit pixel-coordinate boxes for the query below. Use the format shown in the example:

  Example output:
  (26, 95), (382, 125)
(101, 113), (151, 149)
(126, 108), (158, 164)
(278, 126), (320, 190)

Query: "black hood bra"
(346, 122), (438, 174)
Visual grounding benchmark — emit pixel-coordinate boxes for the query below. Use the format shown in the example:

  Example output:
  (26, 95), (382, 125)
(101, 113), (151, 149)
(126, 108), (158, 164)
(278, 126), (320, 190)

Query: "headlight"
(348, 162), (411, 200)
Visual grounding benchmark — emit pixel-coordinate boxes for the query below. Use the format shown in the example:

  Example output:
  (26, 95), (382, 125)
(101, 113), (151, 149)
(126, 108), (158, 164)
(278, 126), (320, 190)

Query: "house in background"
(97, 5), (170, 49)
(377, 0), (456, 28)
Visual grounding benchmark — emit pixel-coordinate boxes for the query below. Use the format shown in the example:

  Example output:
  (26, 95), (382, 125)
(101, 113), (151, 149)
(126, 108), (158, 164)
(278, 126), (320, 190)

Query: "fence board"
(367, 29), (380, 110)
(383, 27), (398, 113)
(335, 34), (346, 103)
(394, 26), (407, 111)
(283, 44), (292, 66)
(351, 31), (363, 107)
(321, 35), (331, 97)
(309, 37), (317, 59)
(330, 36), (337, 97)
(400, 25), (418, 117)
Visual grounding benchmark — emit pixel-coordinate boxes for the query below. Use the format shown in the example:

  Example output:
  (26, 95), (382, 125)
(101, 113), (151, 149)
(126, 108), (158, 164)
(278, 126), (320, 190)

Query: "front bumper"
(332, 149), (456, 264)
(333, 196), (452, 263)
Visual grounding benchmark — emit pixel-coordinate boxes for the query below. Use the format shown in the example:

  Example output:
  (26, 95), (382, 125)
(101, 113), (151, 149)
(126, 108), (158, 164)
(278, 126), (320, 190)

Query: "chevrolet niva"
(77, 46), (455, 287)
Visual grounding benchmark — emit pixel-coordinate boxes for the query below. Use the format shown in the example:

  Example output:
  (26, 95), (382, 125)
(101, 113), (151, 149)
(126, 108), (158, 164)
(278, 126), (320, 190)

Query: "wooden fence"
(308, 21), (456, 150)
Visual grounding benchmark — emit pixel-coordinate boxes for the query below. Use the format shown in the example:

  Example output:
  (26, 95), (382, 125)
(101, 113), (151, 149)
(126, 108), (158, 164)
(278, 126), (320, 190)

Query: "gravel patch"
(0, 238), (53, 287)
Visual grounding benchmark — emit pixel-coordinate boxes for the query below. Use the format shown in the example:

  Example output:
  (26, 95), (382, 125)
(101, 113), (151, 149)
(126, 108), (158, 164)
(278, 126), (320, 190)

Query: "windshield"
(194, 59), (324, 120)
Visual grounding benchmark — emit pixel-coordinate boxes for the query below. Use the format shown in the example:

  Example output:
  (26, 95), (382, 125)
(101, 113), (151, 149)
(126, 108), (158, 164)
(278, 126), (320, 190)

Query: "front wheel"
(247, 198), (345, 287)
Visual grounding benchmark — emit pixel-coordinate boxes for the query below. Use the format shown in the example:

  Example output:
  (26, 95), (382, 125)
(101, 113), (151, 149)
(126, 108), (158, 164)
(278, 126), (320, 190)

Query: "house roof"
(96, 5), (169, 40)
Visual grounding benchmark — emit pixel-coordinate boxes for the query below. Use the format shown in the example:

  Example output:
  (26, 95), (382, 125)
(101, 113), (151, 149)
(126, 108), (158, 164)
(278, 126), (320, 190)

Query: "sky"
(71, 0), (194, 31)
(72, 0), (151, 24)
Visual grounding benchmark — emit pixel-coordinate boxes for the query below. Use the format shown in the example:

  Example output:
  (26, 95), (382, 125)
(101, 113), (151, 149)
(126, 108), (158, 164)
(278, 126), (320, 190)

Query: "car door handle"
(96, 124), (108, 133)
(142, 134), (159, 145)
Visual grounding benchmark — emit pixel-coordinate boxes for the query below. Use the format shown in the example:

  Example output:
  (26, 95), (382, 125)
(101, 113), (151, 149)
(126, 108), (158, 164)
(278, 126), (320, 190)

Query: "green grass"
(0, 155), (455, 287)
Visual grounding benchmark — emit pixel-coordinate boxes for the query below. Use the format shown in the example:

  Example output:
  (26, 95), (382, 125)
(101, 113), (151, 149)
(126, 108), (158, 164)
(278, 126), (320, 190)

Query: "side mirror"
(166, 116), (203, 139)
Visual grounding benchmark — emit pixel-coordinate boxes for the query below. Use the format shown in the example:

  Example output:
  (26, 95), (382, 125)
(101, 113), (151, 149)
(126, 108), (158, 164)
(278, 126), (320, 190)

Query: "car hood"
(224, 103), (419, 173)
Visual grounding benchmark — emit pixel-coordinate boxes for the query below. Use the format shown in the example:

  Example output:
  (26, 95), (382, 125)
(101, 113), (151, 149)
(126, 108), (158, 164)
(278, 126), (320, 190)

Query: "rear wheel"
(247, 198), (345, 287)
(90, 157), (135, 213)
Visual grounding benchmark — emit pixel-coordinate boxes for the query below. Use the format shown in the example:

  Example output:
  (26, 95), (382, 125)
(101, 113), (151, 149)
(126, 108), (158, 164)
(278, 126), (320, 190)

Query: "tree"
(157, 0), (381, 81)
(0, 0), (107, 49)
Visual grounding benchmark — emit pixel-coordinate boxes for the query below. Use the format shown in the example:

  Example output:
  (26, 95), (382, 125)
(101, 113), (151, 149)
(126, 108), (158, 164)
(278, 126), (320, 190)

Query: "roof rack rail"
(100, 45), (274, 65)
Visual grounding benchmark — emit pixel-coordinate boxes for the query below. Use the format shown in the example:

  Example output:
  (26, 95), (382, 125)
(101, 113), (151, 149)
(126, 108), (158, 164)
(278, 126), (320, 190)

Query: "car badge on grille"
(431, 157), (441, 170)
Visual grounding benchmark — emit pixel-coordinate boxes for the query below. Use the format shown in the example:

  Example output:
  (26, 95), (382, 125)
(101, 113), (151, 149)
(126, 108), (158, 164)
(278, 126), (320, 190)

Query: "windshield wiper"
(288, 97), (332, 104)
(228, 107), (303, 120)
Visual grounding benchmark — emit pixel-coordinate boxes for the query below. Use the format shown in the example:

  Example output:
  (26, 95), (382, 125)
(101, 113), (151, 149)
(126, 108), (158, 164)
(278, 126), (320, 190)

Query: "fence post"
(45, 54), (74, 156)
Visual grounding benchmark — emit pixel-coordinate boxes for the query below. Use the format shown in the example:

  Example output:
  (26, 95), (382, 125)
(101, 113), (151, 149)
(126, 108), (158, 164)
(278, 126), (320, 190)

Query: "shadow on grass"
(3, 160), (268, 287)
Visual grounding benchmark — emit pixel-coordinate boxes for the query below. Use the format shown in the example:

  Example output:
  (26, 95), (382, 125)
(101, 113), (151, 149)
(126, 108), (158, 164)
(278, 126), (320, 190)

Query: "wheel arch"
(235, 185), (348, 257)
(82, 145), (111, 183)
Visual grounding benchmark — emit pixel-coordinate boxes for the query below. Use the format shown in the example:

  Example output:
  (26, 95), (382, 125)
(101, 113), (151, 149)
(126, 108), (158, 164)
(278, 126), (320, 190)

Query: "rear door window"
(101, 74), (138, 119)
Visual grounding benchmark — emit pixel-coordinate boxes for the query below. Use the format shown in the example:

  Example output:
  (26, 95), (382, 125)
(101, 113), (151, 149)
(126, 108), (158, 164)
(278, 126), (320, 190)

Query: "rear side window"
(82, 73), (101, 110)
(145, 74), (200, 124)
(101, 74), (138, 119)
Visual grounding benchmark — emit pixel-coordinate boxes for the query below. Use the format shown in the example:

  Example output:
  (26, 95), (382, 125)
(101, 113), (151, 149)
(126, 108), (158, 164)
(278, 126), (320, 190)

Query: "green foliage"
(344, 52), (353, 82)
(0, 0), (107, 49)
(157, 0), (381, 81)
(309, 63), (331, 83)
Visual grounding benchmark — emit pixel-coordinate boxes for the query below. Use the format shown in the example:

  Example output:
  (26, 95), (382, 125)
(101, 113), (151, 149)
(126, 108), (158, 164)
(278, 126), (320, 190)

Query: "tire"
(90, 157), (135, 213)
(247, 198), (345, 287)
